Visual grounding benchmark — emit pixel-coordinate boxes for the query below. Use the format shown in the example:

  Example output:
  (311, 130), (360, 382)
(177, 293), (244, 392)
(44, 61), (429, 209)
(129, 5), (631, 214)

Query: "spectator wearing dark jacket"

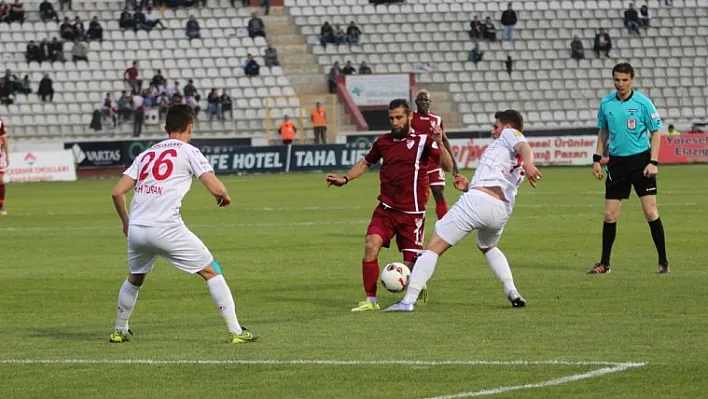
(37, 73), (54, 102)
(39, 0), (59, 22)
(624, 3), (640, 35)
(264, 45), (280, 67)
(319, 22), (334, 47)
(482, 17), (497, 40)
(500, 4), (517, 41)
(26, 40), (43, 63)
(570, 35), (585, 60)
(358, 61), (372, 74)
(60, 17), (75, 41)
(593, 28), (612, 58)
(243, 54), (260, 77)
(469, 16), (483, 39)
(87, 17), (103, 41)
(346, 21), (361, 45)
(247, 12), (266, 39)
(342, 61), (356, 75)
(186, 15), (201, 40)
(9, 0), (24, 24)
(119, 8), (133, 29)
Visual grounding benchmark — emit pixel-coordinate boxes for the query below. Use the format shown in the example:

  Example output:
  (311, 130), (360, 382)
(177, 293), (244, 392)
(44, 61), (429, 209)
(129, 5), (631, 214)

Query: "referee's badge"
(627, 118), (636, 129)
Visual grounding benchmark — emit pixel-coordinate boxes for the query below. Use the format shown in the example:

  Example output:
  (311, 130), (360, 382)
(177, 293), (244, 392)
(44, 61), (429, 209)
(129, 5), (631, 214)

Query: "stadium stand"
(0, 1), (303, 139)
(288, 0), (708, 130)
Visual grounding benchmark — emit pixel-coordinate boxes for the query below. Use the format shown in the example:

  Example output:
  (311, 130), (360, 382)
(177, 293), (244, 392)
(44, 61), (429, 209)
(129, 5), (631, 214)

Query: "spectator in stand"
(327, 61), (341, 94)
(39, 0), (58, 22)
(184, 92), (200, 117)
(183, 79), (197, 98)
(593, 28), (612, 58)
(151, 70), (167, 87)
(60, 17), (75, 41)
(469, 16), (483, 39)
(19, 75), (31, 95)
(638, 4), (652, 27)
(342, 60), (356, 75)
(358, 61), (372, 74)
(624, 3), (641, 35)
(571, 35), (585, 60)
(118, 90), (133, 123)
(505, 55), (513, 75)
(132, 90), (145, 137)
(689, 124), (704, 133)
(0, 2), (9, 23)
(49, 37), (65, 62)
(166, 80), (181, 98)
(145, 6), (165, 29)
(346, 21), (362, 45)
(220, 89), (232, 120)
(247, 12), (266, 39)
(320, 22), (334, 47)
(71, 39), (88, 62)
(264, 44), (280, 67)
(87, 17), (104, 41)
(26, 40), (43, 63)
(37, 73), (54, 102)
(468, 42), (484, 64)
(500, 3), (517, 41)
(133, 7), (150, 31)
(482, 17), (497, 40)
(119, 7), (133, 29)
(334, 25), (346, 45)
(157, 93), (169, 119)
(73, 17), (86, 40)
(206, 89), (221, 121)
(9, 0), (24, 24)
(59, 0), (71, 10)
(3, 70), (18, 94)
(666, 124), (680, 135)
(261, 0), (270, 15)
(0, 80), (13, 105)
(124, 61), (140, 92)
(101, 92), (117, 128)
(186, 15), (201, 40)
(243, 54), (260, 77)
(39, 38), (50, 62)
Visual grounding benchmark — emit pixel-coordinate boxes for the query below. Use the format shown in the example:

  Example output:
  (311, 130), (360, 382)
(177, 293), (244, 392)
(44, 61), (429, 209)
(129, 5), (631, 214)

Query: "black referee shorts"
(605, 150), (657, 200)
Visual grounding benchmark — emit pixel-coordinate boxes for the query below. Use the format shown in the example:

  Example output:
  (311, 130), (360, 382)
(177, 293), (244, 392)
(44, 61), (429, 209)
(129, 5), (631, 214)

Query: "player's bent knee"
(364, 235), (384, 259)
(197, 263), (220, 281)
(427, 233), (452, 256)
(478, 246), (495, 254)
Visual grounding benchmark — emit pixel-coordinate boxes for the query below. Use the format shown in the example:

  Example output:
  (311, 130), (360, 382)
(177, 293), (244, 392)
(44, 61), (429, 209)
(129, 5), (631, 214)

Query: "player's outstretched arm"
(432, 126), (454, 172)
(199, 172), (231, 207)
(514, 142), (542, 188)
(112, 175), (136, 236)
(592, 129), (608, 180)
(326, 158), (370, 187)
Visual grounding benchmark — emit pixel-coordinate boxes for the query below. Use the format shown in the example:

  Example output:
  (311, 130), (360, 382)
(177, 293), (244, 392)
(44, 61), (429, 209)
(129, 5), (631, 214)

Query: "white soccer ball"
(381, 262), (411, 293)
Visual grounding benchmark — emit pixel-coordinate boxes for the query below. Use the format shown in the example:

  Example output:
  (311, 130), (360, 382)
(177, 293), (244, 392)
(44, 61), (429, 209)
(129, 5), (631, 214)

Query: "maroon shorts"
(427, 167), (445, 186)
(366, 204), (425, 261)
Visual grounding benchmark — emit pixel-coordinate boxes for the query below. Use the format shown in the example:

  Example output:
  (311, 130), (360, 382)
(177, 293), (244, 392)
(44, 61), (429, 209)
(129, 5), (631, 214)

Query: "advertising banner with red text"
(449, 136), (598, 168)
(4, 150), (77, 183)
(658, 134), (708, 164)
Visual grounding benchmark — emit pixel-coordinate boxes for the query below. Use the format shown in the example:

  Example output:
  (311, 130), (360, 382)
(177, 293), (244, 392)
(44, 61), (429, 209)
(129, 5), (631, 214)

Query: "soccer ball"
(380, 262), (411, 293)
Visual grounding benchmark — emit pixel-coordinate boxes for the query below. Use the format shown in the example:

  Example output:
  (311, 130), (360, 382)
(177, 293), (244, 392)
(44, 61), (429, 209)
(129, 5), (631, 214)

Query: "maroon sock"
(362, 259), (379, 297)
(0, 183), (5, 208)
(435, 198), (448, 219)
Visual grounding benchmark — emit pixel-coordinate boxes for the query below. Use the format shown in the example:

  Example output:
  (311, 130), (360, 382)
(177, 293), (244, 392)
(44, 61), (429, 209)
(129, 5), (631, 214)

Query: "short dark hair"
(494, 110), (524, 131)
(612, 62), (635, 78)
(389, 98), (411, 114)
(165, 104), (195, 133)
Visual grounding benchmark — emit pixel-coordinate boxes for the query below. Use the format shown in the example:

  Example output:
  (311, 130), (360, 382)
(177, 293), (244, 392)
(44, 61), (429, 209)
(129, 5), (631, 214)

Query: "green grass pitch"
(1, 165), (707, 398)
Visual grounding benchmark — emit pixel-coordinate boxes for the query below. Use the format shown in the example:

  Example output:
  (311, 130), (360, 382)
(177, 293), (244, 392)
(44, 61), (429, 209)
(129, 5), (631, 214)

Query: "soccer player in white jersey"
(109, 104), (258, 344)
(385, 110), (542, 312)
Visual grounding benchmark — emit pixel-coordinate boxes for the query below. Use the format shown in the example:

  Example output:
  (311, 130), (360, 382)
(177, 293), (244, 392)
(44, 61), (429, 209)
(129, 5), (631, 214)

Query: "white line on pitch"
(427, 362), (645, 399)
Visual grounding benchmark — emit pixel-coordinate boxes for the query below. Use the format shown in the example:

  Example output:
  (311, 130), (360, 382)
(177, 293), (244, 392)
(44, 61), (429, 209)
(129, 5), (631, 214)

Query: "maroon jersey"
(411, 112), (444, 171)
(364, 130), (440, 214)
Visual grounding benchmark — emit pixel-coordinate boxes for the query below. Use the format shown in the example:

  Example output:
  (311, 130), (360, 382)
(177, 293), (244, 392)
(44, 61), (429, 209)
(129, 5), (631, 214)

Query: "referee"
(588, 63), (669, 274)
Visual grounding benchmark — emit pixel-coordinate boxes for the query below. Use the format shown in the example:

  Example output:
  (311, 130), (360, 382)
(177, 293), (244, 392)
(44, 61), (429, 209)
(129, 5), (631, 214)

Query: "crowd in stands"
(319, 21), (362, 47)
(327, 61), (372, 93)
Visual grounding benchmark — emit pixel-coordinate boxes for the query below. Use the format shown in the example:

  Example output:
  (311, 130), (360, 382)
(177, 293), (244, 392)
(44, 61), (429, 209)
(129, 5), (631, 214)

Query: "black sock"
(601, 222), (617, 265)
(648, 218), (668, 265)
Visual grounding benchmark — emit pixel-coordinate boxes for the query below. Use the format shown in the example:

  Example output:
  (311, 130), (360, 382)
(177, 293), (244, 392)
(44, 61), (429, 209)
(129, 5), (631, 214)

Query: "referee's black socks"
(601, 221), (617, 266)
(648, 218), (668, 265)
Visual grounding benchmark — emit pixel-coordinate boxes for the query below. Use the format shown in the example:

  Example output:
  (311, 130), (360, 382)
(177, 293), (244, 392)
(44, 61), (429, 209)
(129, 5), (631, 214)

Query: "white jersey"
(124, 139), (213, 227)
(470, 128), (527, 213)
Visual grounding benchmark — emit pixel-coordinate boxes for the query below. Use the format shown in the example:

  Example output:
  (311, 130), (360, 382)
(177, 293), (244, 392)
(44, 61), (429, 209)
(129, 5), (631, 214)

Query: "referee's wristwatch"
(592, 154), (602, 163)
(649, 160), (659, 166)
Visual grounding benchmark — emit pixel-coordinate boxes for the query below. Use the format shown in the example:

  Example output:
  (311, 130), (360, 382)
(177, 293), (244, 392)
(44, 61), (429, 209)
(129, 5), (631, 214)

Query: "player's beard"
(392, 122), (410, 139)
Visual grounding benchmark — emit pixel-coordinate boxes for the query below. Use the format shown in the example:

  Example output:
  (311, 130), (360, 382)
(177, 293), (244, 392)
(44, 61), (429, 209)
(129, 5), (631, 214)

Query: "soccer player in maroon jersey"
(411, 90), (459, 219)
(326, 98), (453, 311)
(0, 118), (8, 216)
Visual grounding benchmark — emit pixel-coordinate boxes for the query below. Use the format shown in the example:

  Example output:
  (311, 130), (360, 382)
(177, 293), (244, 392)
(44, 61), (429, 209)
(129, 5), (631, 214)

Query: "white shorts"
(127, 224), (214, 274)
(434, 189), (510, 249)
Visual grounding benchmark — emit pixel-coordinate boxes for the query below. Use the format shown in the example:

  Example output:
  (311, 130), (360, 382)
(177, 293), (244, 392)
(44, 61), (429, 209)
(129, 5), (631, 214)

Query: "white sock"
(207, 275), (243, 334)
(115, 279), (141, 333)
(485, 247), (517, 296)
(402, 250), (439, 304)
(366, 296), (377, 305)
